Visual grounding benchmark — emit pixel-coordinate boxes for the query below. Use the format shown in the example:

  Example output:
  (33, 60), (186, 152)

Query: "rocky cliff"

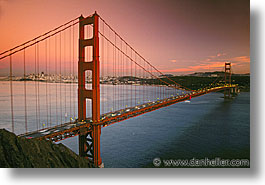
(0, 129), (92, 168)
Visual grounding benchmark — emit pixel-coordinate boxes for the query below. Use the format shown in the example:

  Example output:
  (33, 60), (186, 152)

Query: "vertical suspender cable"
(49, 38), (52, 127)
(143, 59), (144, 103)
(64, 29), (67, 122)
(72, 21), (76, 119)
(23, 47), (28, 133)
(60, 31), (63, 125)
(125, 44), (127, 108)
(112, 33), (114, 112)
(113, 33), (117, 110)
(130, 48), (132, 107)
(45, 40), (48, 127)
(34, 43), (38, 130)
(123, 42), (125, 108)
(55, 35), (58, 125)
(37, 42), (40, 129)
(9, 53), (14, 133)
(106, 25), (109, 113)
(153, 64), (154, 102)
(69, 25), (72, 123)
(134, 52), (136, 106)
(120, 40), (122, 109)
(117, 34), (119, 110)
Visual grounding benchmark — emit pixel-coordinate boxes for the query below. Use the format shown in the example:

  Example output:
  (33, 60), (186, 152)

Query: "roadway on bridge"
(19, 85), (235, 142)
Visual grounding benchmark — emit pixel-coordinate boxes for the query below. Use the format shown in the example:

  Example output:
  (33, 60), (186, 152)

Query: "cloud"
(229, 56), (250, 63)
(217, 53), (226, 57)
(169, 59), (177, 63)
(209, 52), (226, 59)
(160, 61), (224, 73)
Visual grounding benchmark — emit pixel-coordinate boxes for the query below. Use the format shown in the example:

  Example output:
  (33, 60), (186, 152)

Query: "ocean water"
(0, 81), (250, 167)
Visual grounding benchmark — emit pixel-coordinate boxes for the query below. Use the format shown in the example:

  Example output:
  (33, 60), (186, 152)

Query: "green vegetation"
(158, 75), (250, 91)
(120, 75), (250, 92)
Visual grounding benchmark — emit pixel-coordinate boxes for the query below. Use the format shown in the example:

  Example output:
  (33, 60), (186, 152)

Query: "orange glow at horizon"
(161, 55), (250, 74)
(0, 0), (250, 76)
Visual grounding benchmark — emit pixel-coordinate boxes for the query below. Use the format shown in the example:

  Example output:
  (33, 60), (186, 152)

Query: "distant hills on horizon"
(160, 71), (250, 78)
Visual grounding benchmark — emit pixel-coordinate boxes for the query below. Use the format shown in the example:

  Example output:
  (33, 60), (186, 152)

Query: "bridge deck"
(18, 85), (236, 142)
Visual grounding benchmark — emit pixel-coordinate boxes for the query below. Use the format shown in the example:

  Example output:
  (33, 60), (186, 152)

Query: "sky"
(0, 0), (250, 75)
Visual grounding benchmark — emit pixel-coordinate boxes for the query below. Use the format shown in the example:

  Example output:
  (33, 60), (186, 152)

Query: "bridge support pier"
(224, 89), (232, 99)
(231, 87), (238, 97)
(224, 87), (239, 99)
(78, 12), (102, 167)
(79, 128), (94, 161)
(224, 62), (232, 99)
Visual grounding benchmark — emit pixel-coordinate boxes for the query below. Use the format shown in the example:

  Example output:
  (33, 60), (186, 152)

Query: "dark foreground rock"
(0, 129), (92, 168)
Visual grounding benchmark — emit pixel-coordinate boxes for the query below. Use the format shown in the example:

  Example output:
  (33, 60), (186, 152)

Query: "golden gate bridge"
(0, 12), (238, 167)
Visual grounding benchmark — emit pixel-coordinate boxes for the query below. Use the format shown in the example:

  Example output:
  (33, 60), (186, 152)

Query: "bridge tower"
(78, 12), (102, 167)
(224, 62), (232, 99)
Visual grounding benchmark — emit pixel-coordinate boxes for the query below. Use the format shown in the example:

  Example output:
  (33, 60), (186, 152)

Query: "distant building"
(210, 74), (218, 77)
(159, 74), (173, 78)
(188, 71), (224, 77)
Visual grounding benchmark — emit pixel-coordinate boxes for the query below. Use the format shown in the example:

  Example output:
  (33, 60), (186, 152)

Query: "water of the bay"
(0, 81), (250, 167)
(59, 89), (250, 167)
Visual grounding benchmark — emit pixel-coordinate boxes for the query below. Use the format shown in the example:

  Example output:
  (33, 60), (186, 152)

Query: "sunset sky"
(0, 0), (250, 75)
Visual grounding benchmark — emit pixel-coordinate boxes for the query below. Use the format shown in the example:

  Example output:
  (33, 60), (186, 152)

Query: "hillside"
(0, 129), (92, 168)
